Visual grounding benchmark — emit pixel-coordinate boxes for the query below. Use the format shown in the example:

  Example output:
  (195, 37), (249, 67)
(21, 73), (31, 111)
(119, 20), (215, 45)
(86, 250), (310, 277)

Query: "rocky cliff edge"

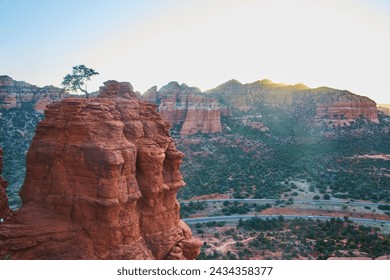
(143, 82), (223, 136)
(0, 80), (201, 259)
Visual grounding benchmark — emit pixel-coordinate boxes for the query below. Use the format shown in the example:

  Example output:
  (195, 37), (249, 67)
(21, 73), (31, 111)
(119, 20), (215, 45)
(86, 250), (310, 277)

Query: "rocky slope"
(0, 75), (67, 111)
(0, 81), (201, 259)
(143, 82), (222, 135)
(0, 147), (11, 219)
(205, 79), (380, 126)
(312, 88), (379, 125)
(176, 80), (389, 201)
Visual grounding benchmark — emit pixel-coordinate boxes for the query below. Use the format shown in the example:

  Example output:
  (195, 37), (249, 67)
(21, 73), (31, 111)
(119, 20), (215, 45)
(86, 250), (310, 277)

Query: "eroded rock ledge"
(0, 81), (201, 259)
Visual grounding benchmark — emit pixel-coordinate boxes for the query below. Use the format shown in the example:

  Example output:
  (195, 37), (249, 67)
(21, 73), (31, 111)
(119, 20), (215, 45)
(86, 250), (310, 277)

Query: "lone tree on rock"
(62, 65), (99, 98)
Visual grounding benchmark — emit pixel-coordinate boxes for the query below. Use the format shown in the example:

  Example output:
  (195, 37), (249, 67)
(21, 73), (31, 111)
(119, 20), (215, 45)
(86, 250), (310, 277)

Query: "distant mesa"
(204, 78), (380, 125)
(0, 75), (381, 131)
(141, 77), (381, 134)
(0, 75), (67, 111)
(0, 80), (201, 259)
(143, 82), (224, 136)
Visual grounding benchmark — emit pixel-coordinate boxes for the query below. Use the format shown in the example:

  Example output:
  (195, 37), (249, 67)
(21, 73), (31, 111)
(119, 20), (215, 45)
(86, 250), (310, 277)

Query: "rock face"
(0, 147), (11, 219)
(205, 79), (380, 126)
(0, 75), (67, 111)
(143, 82), (222, 136)
(0, 80), (201, 259)
(315, 99), (380, 125)
(204, 79), (305, 112)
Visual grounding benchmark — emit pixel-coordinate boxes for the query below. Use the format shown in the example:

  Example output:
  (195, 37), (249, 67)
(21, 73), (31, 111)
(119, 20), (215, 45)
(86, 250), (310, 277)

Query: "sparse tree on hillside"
(61, 65), (99, 98)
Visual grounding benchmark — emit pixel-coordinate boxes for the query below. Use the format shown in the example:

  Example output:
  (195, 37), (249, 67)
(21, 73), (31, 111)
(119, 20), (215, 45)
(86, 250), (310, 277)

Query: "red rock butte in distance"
(0, 75), (67, 111)
(143, 82), (223, 136)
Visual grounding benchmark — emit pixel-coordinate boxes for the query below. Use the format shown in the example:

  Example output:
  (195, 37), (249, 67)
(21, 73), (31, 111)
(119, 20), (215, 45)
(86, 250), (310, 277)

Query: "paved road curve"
(183, 214), (390, 225)
(181, 198), (389, 208)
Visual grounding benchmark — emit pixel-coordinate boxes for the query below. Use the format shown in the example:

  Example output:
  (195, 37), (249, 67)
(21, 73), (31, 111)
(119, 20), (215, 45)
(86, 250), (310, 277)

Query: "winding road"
(181, 198), (388, 208)
(183, 214), (390, 225)
(181, 198), (390, 225)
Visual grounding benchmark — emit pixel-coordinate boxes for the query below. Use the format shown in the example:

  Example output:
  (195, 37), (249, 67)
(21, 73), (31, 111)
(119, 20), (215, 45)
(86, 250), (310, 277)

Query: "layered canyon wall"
(205, 80), (379, 127)
(0, 75), (67, 111)
(143, 82), (222, 135)
(315, 99), (380, 125)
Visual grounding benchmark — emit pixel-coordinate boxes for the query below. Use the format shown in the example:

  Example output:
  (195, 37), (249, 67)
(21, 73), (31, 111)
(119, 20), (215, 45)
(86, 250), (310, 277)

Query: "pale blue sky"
(1, 0), (390, 103)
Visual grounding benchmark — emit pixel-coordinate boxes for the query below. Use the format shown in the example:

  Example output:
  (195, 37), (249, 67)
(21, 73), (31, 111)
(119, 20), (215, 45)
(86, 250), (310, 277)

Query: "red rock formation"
(179, 94), (222, 135)
(0, 81), (201, 259)
(0, 76), (67, 111)
(315, 100), (380, 125)
(0, 148), (11, 220)
(143, 82), (222, 136)
(205, 79), (381, 126)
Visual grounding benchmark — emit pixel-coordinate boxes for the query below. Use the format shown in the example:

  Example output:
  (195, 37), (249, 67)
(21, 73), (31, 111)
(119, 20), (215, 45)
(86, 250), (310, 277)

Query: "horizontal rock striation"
(315, 99), (379, 125)
(205, 79), (380, 126)
(143, 82), (222, 136)
(0, 80), (201, 259)
(0, 75), (67, 111)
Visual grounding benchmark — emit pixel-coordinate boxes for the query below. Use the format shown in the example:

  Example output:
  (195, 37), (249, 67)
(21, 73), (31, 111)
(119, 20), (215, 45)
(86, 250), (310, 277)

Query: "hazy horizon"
(1, 0), (390, 103)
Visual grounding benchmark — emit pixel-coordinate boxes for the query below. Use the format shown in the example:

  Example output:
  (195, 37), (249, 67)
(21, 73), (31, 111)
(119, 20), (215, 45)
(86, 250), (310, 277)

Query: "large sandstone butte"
(0, 81), (201, 259)
(143, 82), (222, 136)
(0, 147), (11, 219)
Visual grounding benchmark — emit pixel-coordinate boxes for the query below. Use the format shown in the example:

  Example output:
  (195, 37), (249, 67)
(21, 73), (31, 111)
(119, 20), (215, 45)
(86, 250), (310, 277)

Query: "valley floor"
(180, 196), (390, 260)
